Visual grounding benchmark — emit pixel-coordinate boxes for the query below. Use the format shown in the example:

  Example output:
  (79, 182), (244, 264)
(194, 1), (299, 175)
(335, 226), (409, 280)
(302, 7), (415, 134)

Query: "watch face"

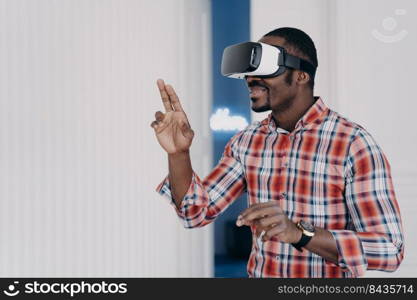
(300, 220), (315, 233)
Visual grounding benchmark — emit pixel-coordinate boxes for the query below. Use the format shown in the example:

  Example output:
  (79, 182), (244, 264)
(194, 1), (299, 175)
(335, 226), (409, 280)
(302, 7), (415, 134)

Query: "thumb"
(181, 122), (194, 139)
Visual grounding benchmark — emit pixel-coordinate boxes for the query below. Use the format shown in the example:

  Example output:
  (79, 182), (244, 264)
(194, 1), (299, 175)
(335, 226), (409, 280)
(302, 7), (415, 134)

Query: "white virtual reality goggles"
(221, 42), (316, 80)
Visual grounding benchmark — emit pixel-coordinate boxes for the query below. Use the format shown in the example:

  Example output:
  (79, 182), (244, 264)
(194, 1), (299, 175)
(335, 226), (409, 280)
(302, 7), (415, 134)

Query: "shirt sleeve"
(156, 132), (247, 228)
(328, 129), (404, 277)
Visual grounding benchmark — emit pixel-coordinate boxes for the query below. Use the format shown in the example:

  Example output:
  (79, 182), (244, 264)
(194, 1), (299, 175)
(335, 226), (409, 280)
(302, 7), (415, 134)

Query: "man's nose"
(245, 75), (262, 85)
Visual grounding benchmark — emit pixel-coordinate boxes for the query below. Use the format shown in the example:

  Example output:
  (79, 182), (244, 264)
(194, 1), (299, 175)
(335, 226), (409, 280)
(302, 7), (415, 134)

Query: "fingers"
(165, 84), (184, 112)
(156, 79), (185, 113)
(262, 223), (286, 242)
(157, 79), (173, 112)
(235, 201), (298, 243)
(239, 202), (276, 220)
(150, 120), (159, 129)
(237, 202), (283, 226)
(151, 111), (165, 130)
(253, 215), (281, 238)
(150, 120), (169, 134)
(254, 214), (281, 229)
(155, 111), (165, 122)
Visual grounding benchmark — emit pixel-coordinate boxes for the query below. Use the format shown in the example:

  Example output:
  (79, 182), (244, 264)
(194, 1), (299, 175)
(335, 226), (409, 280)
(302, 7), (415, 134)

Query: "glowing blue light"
(210, 108), (249, 131)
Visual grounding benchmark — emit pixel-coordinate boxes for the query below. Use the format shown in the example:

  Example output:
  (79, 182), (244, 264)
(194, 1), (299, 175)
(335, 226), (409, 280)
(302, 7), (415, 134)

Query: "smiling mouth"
(249, 86), (268, 99)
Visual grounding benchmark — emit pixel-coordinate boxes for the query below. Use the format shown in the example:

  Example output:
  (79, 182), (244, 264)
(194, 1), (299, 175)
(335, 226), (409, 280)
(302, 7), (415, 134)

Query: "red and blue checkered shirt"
(156, 97), (404, 277)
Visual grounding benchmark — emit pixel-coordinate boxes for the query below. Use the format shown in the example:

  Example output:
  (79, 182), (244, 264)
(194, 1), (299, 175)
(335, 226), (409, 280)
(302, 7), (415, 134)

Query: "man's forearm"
(168, 151), (193, 209)
(304, 227), (338, 264)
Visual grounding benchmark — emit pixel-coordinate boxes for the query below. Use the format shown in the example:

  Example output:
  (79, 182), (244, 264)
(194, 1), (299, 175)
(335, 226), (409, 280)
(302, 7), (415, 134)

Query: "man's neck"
(271, 94), (316, 133)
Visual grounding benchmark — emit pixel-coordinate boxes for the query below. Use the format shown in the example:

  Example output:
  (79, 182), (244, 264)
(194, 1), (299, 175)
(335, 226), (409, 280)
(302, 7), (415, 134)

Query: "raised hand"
(151, 79), (194, 154)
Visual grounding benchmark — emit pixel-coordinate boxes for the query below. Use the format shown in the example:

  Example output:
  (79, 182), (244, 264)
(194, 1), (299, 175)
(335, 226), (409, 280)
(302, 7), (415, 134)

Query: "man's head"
(247, 27), (318, 113)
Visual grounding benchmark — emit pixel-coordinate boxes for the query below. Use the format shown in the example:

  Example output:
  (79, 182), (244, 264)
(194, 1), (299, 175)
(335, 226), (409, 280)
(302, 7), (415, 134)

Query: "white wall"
(0, 0), (213, 277)
(251, 0), (334, 122)
(251, 0), (417, 277)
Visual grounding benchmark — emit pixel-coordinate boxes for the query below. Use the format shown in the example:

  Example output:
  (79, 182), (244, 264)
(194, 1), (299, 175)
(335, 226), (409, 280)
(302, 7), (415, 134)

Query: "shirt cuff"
(155, 172), (208, 219)
(327, 230), (368, 277)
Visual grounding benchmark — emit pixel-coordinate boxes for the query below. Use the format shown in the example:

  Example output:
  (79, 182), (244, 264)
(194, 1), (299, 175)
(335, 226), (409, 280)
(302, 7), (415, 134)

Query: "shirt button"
(282, 192), (287, 198)
(283, 162), (289, 167)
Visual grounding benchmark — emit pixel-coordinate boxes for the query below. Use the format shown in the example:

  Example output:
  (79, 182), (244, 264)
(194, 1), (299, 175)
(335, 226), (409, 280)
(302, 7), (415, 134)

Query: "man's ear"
(296, 71), (310, 86)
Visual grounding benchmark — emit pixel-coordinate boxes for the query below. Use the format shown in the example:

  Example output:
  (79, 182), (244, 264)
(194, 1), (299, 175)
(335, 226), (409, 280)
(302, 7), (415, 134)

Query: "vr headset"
(221, 42), (316, 80)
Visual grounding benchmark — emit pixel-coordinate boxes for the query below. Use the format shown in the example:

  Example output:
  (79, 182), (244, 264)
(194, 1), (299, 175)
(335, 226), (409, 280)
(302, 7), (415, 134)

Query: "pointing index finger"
(156, 79), (173, 112)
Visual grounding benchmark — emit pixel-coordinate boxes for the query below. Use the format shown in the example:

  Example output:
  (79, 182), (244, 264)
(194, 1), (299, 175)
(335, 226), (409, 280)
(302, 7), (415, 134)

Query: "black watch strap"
(291, 233), (312, 252)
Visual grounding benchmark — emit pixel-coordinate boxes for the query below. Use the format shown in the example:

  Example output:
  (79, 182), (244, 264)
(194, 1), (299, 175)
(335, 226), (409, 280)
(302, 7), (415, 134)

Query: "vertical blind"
(0, 0), (213, 277)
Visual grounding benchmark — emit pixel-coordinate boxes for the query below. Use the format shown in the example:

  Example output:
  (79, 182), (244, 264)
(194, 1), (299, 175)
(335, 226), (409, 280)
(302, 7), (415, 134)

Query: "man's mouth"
(249, 85), (268, 99)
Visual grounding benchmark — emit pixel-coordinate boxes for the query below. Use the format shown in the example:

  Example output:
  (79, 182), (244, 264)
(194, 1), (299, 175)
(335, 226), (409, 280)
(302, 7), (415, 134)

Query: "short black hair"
(264, 27), (318, 89)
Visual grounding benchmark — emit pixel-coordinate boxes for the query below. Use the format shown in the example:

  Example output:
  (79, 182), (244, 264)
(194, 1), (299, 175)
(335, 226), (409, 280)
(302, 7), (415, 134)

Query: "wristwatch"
(291, 220), (315, 251)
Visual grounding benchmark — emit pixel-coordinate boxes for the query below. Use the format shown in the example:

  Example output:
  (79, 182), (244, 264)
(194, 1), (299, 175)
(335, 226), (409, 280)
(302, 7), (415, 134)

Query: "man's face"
(246, 36), (297, 113)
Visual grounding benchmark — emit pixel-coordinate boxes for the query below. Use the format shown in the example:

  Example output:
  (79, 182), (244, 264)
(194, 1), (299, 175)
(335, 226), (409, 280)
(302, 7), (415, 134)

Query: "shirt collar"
(260, 96), (329, 133)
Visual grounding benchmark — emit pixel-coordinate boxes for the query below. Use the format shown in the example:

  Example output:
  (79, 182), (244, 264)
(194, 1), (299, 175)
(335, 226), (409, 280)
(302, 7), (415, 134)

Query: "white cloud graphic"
(210, 108), (249, 131)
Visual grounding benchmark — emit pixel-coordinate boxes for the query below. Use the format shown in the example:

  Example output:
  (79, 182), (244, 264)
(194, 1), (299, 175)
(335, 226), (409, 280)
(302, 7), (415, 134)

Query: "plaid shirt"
(156, 97), (404, 278)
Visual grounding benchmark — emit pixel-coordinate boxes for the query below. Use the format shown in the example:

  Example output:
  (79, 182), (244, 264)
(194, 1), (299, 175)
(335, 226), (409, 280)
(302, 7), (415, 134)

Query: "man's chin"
(251, 104), (271, 113)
